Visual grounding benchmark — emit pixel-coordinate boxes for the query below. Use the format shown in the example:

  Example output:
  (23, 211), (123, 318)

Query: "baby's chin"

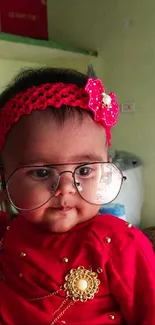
(21, 207), (97, 233)
(22, 208), (81, 233)
(45, 208), (80, 232)
(38, 217), (80, 233)
(40, 213), (95, 233)
(45, 220), (78, 233)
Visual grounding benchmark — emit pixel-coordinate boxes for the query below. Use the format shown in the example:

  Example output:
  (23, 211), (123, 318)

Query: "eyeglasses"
(1, 162), (124, 211)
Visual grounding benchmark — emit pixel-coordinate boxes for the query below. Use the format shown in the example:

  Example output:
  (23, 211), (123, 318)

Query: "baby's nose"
(54, 173), (76, 196)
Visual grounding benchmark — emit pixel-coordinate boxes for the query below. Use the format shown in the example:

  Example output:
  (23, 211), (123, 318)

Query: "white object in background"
(121, 101), (135, 112)
(113, 151), (144, 228)
(114, 165), (143, 227)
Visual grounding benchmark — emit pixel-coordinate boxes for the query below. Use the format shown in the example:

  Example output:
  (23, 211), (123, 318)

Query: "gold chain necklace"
(28, 266), (101, 324)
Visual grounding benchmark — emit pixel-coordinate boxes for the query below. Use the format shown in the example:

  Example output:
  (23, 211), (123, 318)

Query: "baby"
(0, 67), (155, 325)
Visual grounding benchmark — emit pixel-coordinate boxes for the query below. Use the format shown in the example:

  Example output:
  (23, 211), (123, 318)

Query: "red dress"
(0, 211), (155, 325)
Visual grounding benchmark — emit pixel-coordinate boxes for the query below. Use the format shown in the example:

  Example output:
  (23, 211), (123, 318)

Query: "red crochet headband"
(0, 78), (119, 150)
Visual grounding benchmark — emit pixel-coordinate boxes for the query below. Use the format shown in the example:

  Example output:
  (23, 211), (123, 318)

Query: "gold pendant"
(64, 266), (100, 302)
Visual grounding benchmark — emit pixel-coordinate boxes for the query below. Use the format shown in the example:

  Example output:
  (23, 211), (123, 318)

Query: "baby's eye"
(76, 166), (93, 177)
(28, 168), (50, 179)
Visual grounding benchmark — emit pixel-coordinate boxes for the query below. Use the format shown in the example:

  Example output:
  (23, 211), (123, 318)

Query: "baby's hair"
(0, 67), (94, 125)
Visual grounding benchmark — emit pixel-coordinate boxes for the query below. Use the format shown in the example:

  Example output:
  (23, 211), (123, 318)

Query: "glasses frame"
(0, 162), (125, 211)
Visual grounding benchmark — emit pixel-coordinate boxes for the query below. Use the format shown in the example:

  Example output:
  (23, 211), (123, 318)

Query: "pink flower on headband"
(85, 78), (119, 128)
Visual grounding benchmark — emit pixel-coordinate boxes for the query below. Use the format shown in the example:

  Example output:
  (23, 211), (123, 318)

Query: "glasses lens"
(6, 166), (60, 210)
(75, 163), (123, 205)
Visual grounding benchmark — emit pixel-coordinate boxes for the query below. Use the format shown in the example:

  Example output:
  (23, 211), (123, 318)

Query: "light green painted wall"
(101, 0), (155, 227)
(0, 56), (102, 91)
(0, 59), (49, 92)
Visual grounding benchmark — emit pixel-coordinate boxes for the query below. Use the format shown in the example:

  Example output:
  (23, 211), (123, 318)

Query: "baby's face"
(2, 110), (108, 232)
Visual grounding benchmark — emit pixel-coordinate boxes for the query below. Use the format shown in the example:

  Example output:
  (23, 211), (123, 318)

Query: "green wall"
(101, 0), (155, 227)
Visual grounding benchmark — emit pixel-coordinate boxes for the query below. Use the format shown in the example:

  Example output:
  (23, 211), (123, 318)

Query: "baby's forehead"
(2, 110), (107, 167)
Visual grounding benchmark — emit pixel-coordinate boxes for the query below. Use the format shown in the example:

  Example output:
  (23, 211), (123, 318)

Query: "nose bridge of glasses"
(59, 170), (74, 177)
(55, 170), (77, 194)
(59, 170), (75, 185)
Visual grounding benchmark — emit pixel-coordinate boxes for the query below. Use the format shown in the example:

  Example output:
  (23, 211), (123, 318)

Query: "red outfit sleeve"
(108, 226), (155, 325)
(0, 211), (9, 240)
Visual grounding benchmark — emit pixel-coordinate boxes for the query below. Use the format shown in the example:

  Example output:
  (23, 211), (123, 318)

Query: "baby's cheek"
(78, 203), (100, 221)
(20, 209), (45, 225)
